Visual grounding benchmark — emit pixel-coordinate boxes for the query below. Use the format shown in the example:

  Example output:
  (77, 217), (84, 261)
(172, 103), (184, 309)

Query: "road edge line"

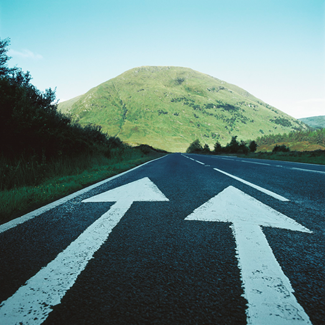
(0, 155), (169, 234)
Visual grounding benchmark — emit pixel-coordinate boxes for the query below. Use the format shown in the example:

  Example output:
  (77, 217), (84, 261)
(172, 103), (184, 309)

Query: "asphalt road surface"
(0, 153), (324, 325)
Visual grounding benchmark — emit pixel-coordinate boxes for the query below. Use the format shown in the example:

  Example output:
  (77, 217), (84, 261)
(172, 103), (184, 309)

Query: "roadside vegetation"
(0, 38), (165, 224)
(1, 36), (323, 224)
(187, 136), (258, 155)
(186, 135), (325, 166)
(255, 128), (325, 151)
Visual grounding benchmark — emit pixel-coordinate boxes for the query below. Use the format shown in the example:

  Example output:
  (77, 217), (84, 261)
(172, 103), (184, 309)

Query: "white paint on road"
(240, 160), (271, 166)
(194, 160), (205, 165)
(213, 167), (289, 201)
(182, 155), (205, 165)
(0, 155), (168, 234)
(291, 167), (325, 175)
(182, 155), (289, 201)
(185, 186), (312, 325)
(0, 178), (169, 325)
(184, 154), (325, 175)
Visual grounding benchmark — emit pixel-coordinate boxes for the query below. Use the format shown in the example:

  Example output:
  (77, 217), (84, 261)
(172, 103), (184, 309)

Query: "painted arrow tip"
(82, 177), (169, 203)
(185, 186), (312, 233)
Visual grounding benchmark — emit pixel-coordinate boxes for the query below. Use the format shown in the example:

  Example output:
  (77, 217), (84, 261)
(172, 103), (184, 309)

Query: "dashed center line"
(195, 160), (205, 165)
(183, 154), (325, 176)
(240, 160), (270, 166)
(182, 154), (289, 201)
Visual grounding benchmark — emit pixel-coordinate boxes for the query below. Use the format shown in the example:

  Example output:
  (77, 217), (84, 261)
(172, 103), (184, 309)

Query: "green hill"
(59, 66), (308, 152)
(299, 115), (325, 129)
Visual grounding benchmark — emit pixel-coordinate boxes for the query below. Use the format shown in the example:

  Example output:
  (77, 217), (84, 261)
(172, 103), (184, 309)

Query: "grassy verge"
(0, 146), (166, 225)
(236, 150), (325, 165)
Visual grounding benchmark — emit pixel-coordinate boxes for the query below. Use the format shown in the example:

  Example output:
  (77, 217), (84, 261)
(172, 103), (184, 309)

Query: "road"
(0, 153), (324, 324)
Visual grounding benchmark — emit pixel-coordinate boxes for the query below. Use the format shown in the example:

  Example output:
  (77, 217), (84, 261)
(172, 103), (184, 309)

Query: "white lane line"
(240, 160), (271, 166)
(291, 167), (325, 175)
(0, 155), (168, 234)
(213, 168), (289, 201)
(185, 186), (312, 325)
(0, 178), (169, 325)
(184, 154), (325, 176)
(181, 155), (205, 165)
(181, 154), (194, 161)
(195, 160), (205, 165)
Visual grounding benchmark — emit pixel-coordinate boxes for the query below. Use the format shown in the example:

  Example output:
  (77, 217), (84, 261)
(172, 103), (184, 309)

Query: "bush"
(272, 144), (290, 153)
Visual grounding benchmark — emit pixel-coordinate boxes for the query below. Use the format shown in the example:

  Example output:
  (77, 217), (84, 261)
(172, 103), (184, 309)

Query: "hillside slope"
(59, 66), (308, 152)
(299, 115), (325, 129)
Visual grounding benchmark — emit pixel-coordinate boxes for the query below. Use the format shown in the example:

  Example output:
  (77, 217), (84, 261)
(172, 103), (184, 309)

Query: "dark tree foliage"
(186, 139), (203, 153)
(272, 145), (290, 153)
(213, 136), (250, 155)
(203, 144), (210, 153)
(214, 141), (222, 153)
(0, 38), (123, 161)
(0, 38), (16, 77)
(249, 140), (258, 152)
(175, 77), (185, 85)
(238, 140), (249, 154)
(225, 136), (240, 153)
(270, 117), (292, 127)
(187, 136), (253, 155)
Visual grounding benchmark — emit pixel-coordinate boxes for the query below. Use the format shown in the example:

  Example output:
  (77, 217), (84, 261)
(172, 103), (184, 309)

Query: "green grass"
(0, 148), (165, 225)
(257, 141), (325, 153)
(59, 66), (308, 152)
(235, 150), (325, 165)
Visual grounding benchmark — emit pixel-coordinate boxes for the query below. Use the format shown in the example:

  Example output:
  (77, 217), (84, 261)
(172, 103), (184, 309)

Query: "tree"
(186, 139), (203, 153)
(249, 140), (258, 153)
(0, 45), (60, 159)
(225, 136), (240, 153)
(214, 141), (222, 154)
(203, 144), (210, 153)
(238, 140), (249, 154)
(0, 38), (16, 77)
(0, 37), (117, 161)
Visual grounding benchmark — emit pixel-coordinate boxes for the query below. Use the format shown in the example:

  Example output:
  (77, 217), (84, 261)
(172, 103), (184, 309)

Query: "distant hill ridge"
(299, 115), (325, 129)
(59, 66), (308, 152)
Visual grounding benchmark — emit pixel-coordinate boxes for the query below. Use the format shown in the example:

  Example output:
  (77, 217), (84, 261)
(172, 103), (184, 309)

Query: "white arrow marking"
(0, 177), (168, 325)
(0, 155), (168, 234)
(185, 186), (312, 325)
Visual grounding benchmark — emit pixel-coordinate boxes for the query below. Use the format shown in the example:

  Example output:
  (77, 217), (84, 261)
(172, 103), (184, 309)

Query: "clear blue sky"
(1, 0), (324, 118)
